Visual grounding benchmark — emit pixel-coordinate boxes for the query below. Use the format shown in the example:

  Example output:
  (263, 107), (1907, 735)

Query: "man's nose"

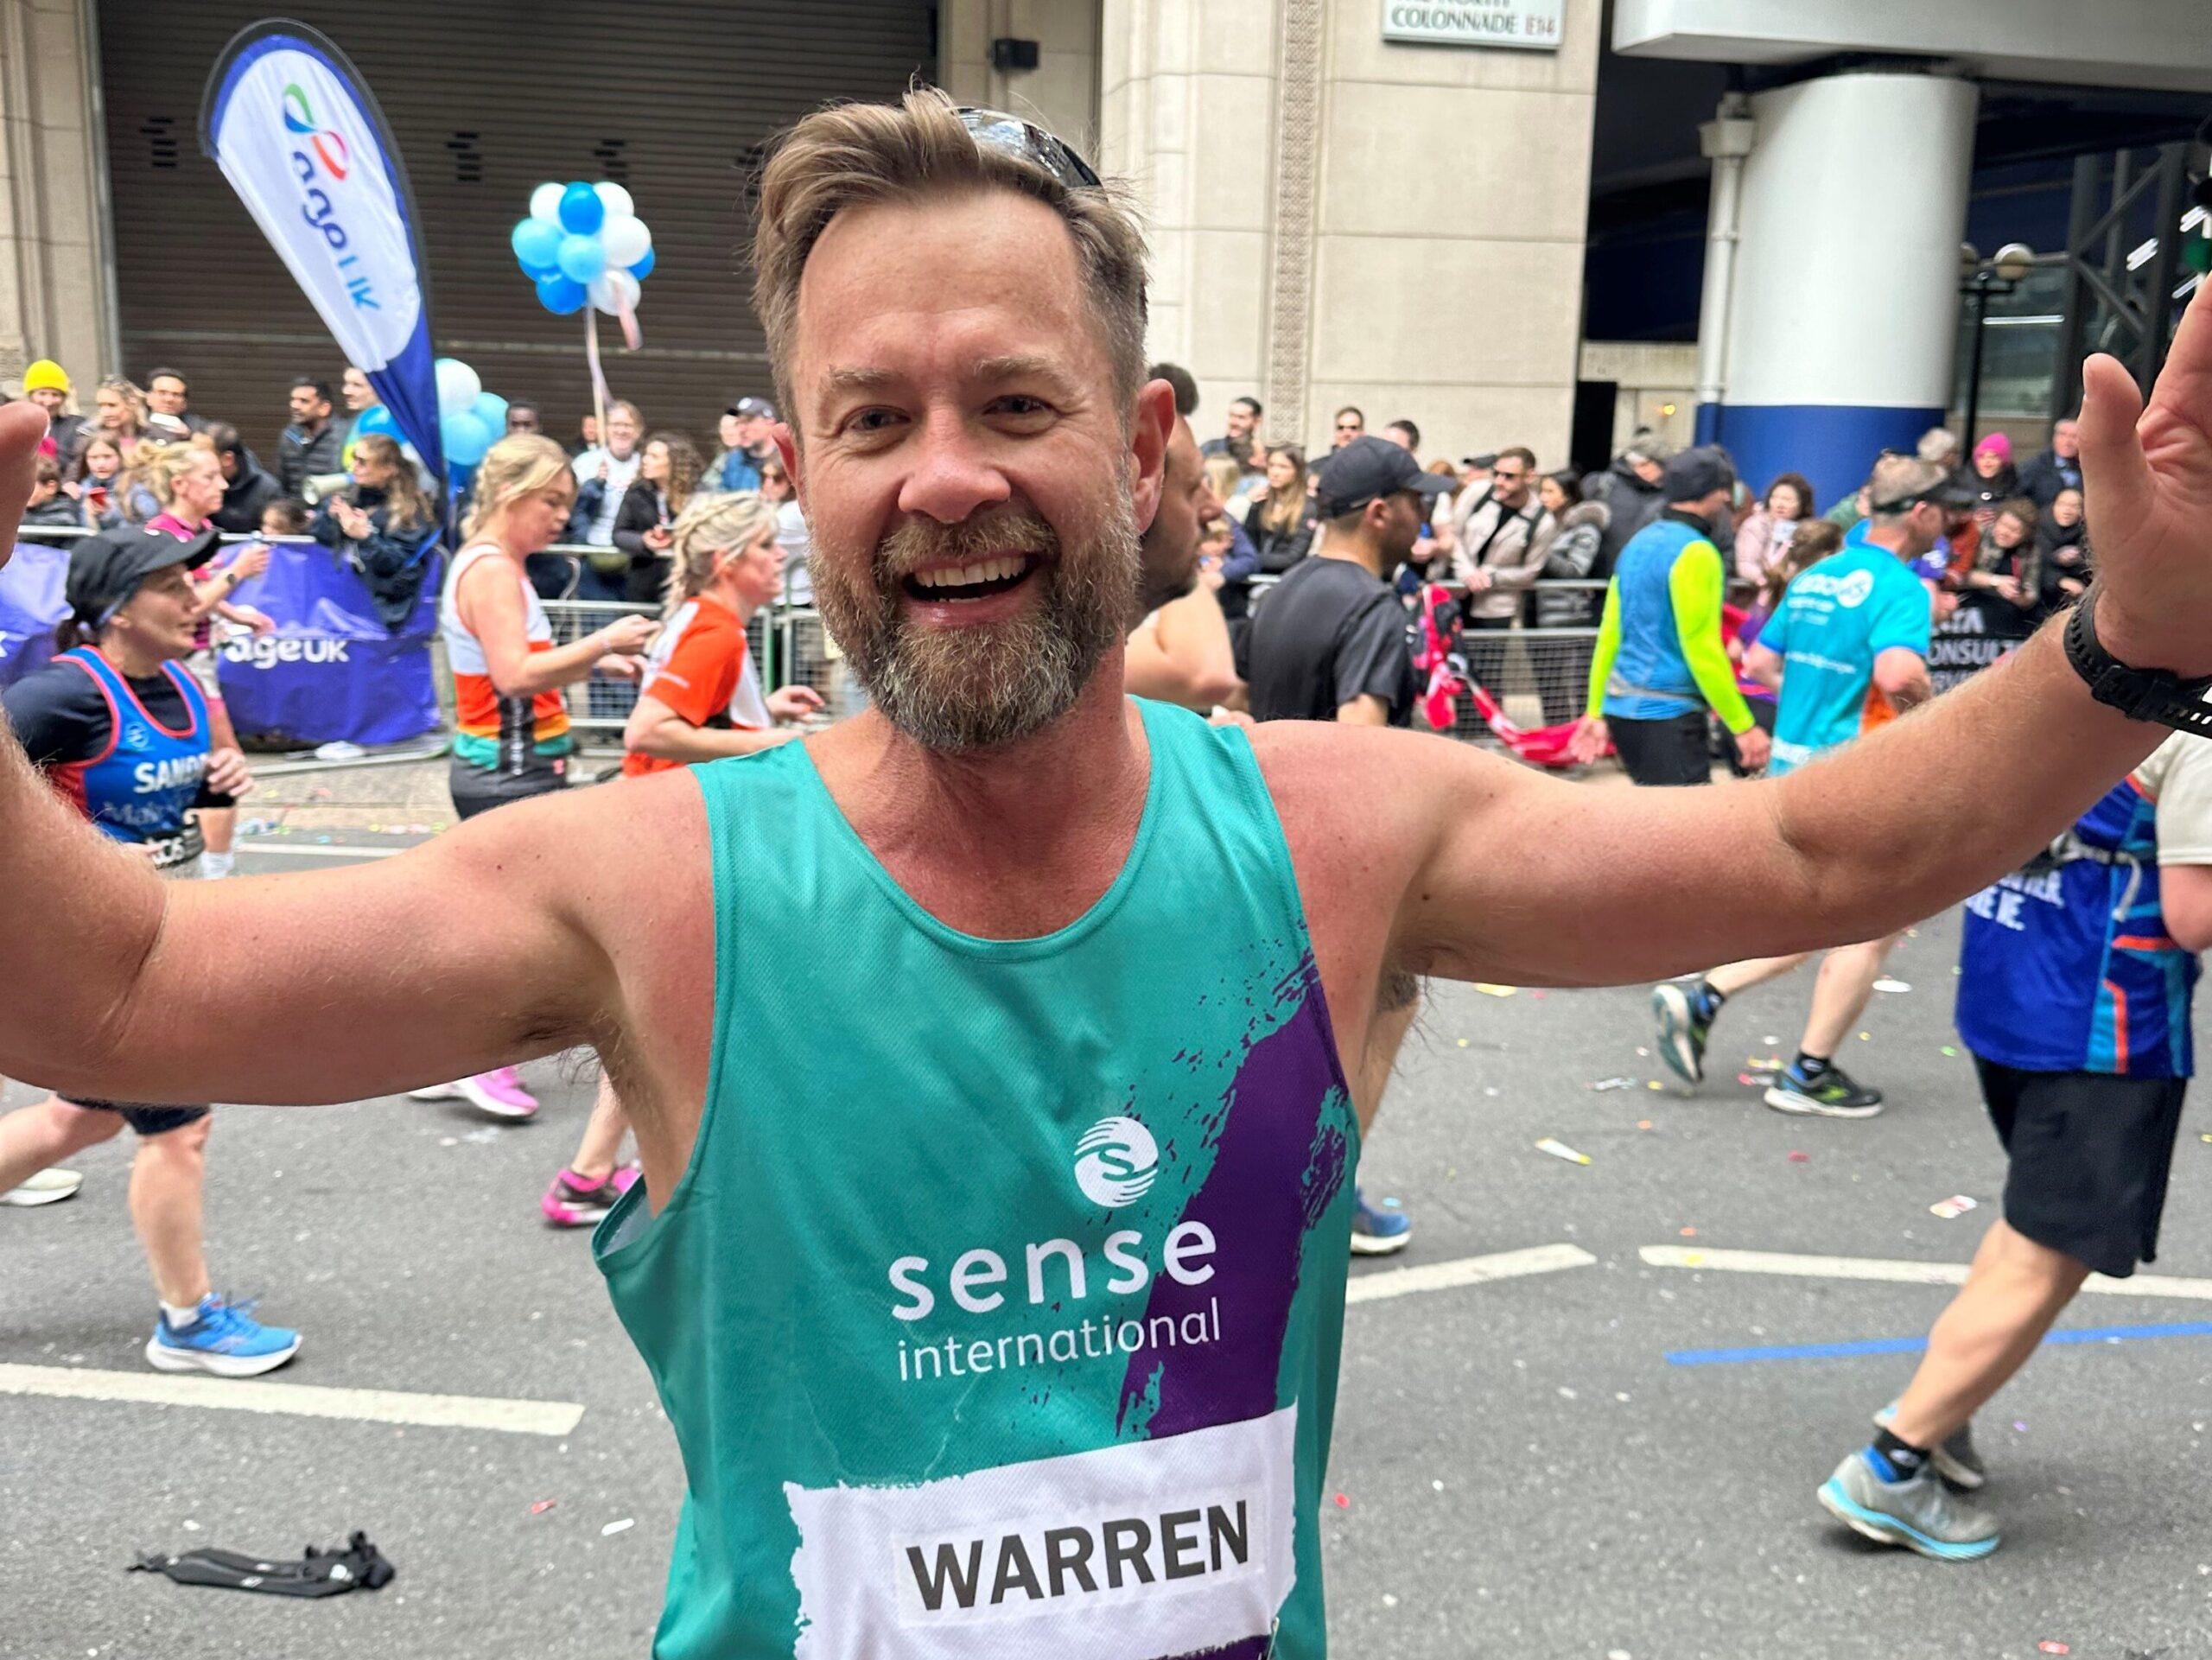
(896, 409), (1011, 525)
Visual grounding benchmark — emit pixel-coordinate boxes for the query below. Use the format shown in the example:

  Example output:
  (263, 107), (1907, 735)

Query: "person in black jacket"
(203, 423), (280, 536)
(1585, 441), (1668, 574)
(308, 434), (441, 631)
(22, 457), (86, 529)
(1247, 444), (1316, 575)
(276, 378), (345, 499)
(612, 431), (703, 606)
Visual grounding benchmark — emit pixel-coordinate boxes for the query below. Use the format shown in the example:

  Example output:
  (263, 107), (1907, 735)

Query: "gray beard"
(811, 490), (1139, 754)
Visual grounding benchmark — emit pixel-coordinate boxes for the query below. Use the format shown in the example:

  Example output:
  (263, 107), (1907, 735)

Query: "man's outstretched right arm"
(0, 727), (631, 1108)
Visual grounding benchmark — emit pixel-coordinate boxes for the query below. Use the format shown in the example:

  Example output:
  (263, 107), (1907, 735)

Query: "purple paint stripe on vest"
(1120, 956), (1349, 1436)
(1161, 1638), (1271, 1659)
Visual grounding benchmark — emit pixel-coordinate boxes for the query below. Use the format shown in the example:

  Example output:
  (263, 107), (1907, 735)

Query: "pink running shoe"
(541, 1165), (640, 1227)
(454, 1067), (539, 1120)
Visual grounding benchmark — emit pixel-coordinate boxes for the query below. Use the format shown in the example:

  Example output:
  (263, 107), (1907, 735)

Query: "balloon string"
(615, 289), (643, 353)
(584, 309), (610, 439)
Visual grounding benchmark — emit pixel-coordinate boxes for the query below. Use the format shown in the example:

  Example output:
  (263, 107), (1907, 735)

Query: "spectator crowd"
(8, 349), (2089, 761)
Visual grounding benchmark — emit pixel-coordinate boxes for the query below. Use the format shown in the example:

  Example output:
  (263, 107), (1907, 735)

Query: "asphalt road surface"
(6, 847), (2210, 1659)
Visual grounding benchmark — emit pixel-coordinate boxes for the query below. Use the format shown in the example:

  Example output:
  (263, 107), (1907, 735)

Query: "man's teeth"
(912, 555), (1027, 590)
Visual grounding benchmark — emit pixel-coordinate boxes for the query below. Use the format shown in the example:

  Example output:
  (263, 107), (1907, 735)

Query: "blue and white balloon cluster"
(510, 181), (655, 318)
(355, 355), (506, 468)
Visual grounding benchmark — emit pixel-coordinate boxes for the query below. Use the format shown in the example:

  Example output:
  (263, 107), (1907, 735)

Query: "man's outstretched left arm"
(1383, 281), (2212, 989)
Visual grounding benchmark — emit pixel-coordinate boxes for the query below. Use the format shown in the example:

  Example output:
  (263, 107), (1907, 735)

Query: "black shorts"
(1609, 711), (1711, 786)
(449, 754), (569, 821)
(1975, 1056), (2188, 1280)
(60, 1099), (210, 1136)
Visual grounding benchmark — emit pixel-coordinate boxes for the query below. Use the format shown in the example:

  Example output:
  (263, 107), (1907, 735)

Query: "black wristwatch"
(2063, 594), (2212, 737)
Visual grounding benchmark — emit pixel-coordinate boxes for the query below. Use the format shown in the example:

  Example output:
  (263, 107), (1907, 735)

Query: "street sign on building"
(1381, 0), (1565, 51)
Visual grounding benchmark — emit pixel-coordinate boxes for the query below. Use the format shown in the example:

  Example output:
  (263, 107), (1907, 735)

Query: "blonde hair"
(122, 440), (205, 514)
(96, 375), (147, 435)
(462, 433), (574, 542)
(350, 433), (436, 534)
(663, 491), (779, 618)
(753, 87), (1147, 429)
(1201, 455), (1243, 506)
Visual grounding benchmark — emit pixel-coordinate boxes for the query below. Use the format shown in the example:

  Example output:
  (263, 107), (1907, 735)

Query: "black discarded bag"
(130, 1530), (395, 1598)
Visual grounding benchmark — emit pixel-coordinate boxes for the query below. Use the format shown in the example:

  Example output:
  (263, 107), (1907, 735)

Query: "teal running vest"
(595, 698), (1358, 1659)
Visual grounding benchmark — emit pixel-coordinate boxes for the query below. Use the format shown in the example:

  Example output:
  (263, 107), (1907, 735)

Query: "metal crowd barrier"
(16, 525), (1605, 750)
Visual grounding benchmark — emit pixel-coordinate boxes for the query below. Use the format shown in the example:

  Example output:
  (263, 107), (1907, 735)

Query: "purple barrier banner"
(220, 542), (442, 747)
(0, 540), (70, 688)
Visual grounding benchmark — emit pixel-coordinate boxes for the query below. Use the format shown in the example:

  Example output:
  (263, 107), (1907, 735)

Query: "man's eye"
(992, 397), (1051, 418)
(849, 409), (902, 434)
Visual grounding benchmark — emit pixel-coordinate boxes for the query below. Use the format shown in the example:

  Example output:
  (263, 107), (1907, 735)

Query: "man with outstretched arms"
(3, 93), (2209, 1657)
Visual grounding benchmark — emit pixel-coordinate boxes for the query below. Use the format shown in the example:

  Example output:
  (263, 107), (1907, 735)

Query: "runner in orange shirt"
(543, 493), (823, 1224)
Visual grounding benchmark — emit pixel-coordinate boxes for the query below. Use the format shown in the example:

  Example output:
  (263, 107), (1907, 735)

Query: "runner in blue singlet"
(0, 524), (299, 1375)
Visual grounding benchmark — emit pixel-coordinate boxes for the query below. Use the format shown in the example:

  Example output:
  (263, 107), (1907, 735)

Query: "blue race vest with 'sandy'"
(50, 647), (209, 852)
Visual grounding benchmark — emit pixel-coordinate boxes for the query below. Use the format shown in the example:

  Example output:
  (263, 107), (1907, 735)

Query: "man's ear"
(773, 423), (801, 506)
(1129, 379), (1175, 533)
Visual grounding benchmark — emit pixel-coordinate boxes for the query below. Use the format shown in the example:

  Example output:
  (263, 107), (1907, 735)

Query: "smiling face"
(1993, 510), (2029, 550)
(341, 366), (373, 411)
(2051, 487), (2082, 527)
(605, 406), (641, 459)
(791, 188), (1154, 753)
(111, 564), (201, 660)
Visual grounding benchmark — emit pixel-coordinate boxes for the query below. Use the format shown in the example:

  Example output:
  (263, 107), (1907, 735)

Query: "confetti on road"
(1678, 1226), (1698, 1237)
(1645, 1080), (1662, 1091)
(1473, 983), (1518, 997)
(1872, 978), (1911, 993)
(1929, 1195), (1979, 1219)
(1589, 1076), (1637, 1091)
(531, 1500), (556, 1515)
(1334, 1493), (1349, 1509)
(1456, 1038), (1469, 1047)
(2037, 1643), (2069, 1655)
(1942, 1045), (1960, 1056)
(1637, 1120), (1654, 1129)
(601, 1518), (635, 1537)
(1535, 1138), (1591, 1166)
(1787, 1151), (1810, 1163)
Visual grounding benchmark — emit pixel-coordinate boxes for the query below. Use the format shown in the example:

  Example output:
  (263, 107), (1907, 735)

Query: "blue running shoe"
(1350, 1188), (1412, 1256)
(1817, 1448), (1999, 1561)
(145, 1295), (302, 1378)
(1651, 979), (1719, 1084)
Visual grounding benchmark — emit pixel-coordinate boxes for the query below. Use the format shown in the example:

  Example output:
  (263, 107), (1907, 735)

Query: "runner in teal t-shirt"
(1649, 455), (1960, 1126)
(1758, 542), (1935, 775)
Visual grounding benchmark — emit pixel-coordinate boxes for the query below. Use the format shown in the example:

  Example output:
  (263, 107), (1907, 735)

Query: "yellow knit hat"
(22, 359), (69, 396)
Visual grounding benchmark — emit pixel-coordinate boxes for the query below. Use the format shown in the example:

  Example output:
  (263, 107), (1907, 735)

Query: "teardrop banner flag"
(200, 19), (446, 482)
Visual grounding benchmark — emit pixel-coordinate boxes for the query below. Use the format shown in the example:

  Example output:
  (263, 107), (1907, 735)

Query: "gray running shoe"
(1818, 1449), (2000, 1561)
(1651, 980), (1715, 1084)
(1873, 1402), (1986, 1491)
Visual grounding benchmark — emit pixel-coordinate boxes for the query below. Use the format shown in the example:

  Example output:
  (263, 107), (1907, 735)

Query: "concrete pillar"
(1103, 0), (1598, 467)
(1702, 71), (1978, 511)
(0, 0), (116, 393)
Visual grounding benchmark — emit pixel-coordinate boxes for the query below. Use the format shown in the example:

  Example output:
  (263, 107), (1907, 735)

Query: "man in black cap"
(1244, 434), (1446, 728)
(713, 396), (779, 493)
(0, 523), (302, 1374)
(1573, 444), (1769, 785)
(1243, 434), (1453, 1256)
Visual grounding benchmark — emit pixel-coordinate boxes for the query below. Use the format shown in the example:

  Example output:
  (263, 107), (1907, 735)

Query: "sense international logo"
(282, 83), (350, 181)
(1072, 1116), (1159, 1209)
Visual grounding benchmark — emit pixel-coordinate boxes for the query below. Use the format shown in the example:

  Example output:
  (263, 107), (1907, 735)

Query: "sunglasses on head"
(957, 107), (1101, 190)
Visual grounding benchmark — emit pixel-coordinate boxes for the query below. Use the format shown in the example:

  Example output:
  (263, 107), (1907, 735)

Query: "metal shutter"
(99, 1), (934, 460)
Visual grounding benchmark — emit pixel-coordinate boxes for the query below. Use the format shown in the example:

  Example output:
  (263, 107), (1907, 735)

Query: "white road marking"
(239, 842), (409, 859)
(1639, 1244), (2212, 1302)
(1347, 1242), (1597, 1305)
(0, 1363), (584, 1435)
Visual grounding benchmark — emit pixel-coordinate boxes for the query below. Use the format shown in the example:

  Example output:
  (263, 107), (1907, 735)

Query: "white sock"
(200, 851), (236, 880)
(161, 1298), (205, 1328)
